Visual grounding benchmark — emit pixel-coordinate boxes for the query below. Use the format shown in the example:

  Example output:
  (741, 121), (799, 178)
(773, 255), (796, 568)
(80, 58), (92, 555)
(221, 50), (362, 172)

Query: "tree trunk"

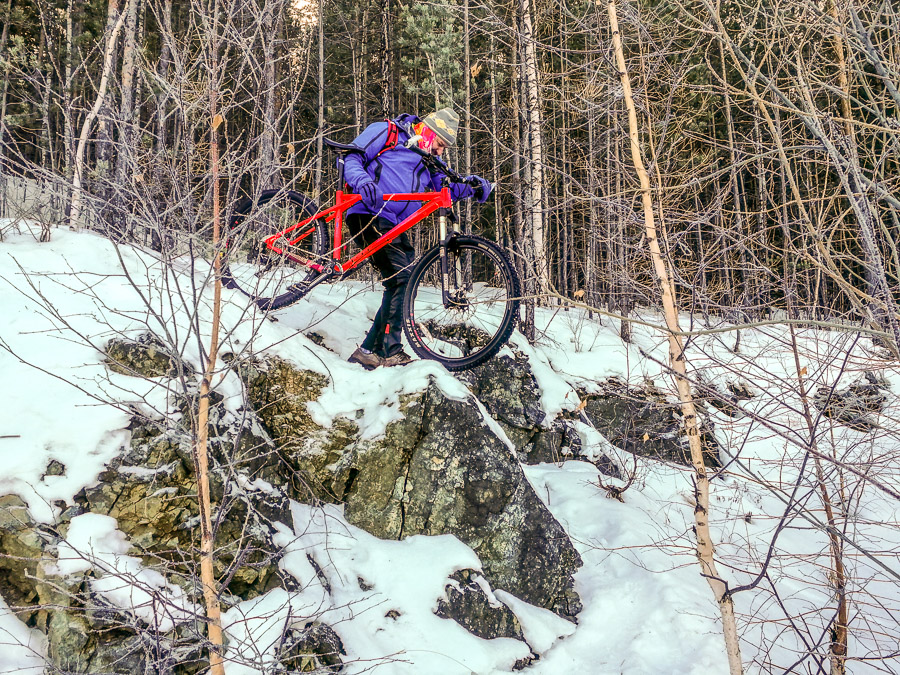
(259, 0), (284, 191)
(112, 0), (141, 238)
(520, 0), (549, 300)
(315, 0), (325, 197)
(0, 0), (14, 179)
(70, 0), (128, 228)
(489, 33), (501, 242)
(380, 0), (391, 117)
(607, 2), (743, 671)
(587, 109), (598, 310)
(463, 0), (472, 231)
(195, 3), (226, 672)
(153, 0), (173, 195)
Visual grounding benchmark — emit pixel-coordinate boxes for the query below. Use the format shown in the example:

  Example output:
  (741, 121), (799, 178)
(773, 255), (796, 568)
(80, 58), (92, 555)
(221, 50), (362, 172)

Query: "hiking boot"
(382, 350), (412, 367)
(348, 347), (382, 370)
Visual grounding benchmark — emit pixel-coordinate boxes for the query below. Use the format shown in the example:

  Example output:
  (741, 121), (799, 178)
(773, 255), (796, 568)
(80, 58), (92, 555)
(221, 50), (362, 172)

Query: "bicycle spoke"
(224, 191), (327, 308)
(404, 236), (520, 369)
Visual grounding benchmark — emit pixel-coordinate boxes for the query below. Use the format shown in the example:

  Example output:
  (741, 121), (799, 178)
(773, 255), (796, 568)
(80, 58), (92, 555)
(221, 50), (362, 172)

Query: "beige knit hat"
(422, 108), (460, 146)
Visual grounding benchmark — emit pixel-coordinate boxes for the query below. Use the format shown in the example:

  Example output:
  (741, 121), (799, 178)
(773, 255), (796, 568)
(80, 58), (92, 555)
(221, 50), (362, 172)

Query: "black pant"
(347, 213), (416, 357)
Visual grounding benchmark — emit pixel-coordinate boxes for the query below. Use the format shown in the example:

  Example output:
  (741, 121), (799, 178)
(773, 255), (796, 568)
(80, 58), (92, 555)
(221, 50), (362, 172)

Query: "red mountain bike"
(222, 138), (521, 371)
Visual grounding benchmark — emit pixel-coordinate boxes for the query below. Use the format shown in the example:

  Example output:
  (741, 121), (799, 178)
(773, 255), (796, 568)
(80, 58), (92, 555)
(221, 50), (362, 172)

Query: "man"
(344, 108), (492, 369)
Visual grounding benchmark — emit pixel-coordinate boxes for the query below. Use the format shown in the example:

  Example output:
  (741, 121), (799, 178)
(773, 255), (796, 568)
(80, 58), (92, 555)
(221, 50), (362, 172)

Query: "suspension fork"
(439, 207), (450, 306)
(438, 207), (463, 307)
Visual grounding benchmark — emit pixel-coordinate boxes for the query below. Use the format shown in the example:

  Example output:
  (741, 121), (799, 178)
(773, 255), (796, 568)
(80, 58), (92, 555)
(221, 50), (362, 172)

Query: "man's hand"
(357, 181), (384, 211)
(467, 175), (493, 203)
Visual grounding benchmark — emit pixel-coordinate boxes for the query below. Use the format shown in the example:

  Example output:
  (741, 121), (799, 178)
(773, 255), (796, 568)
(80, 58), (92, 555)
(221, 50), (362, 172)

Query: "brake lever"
(404, 135), (465, 183)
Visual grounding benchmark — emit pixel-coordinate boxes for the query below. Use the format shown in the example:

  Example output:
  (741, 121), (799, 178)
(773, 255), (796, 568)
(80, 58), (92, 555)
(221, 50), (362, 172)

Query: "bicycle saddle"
(324, 138), (360, 152)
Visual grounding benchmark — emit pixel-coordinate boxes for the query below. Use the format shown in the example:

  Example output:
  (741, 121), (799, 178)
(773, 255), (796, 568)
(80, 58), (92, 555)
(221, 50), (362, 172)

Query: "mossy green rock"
(344, 384), (582, 619)
(105, 333), (193, 378)
(236, 356), (359, 502)
(75, 416), (290, 601)
(236, 356), (582, 618)
(0, 495), (45, 620)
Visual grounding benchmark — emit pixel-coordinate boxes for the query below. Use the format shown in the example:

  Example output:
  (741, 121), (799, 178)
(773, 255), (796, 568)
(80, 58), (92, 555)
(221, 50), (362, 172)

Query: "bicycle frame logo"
(263, 186), (454, 276)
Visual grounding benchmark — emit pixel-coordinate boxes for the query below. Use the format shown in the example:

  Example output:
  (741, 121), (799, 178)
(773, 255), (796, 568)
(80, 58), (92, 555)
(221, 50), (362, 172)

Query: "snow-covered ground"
(1, 222), (899, 674)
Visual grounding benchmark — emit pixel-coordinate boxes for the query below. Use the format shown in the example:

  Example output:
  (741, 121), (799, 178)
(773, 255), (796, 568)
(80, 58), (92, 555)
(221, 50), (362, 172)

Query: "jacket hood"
(392, 113), (421, 135)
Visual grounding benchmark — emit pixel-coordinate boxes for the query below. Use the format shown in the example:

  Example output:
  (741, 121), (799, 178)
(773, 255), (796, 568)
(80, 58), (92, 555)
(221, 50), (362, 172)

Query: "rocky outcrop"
(436, 569), (525, 641)
(0, 495), (47, 621)
(75, 416), (292, 601)
(235, 355), (583, 619)
(813, 373), (888, 431)
(105, 334), (193, 379)
(1, 335), (596, 671)
(580, 379), (721, 468)
(458, 352), (582, 464)
(0, 494), (205, 674)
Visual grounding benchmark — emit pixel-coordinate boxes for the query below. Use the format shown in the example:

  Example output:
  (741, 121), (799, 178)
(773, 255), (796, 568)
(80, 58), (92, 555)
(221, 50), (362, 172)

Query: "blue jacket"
(343, 113), (475, 225)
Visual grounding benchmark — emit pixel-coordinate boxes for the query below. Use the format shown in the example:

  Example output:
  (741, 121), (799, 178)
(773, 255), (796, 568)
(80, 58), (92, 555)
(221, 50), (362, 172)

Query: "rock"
(580, 379), (721, 468)
(43, 459), (66, 477)
(0, 495), (46, 622)
(457, 352), (583, 465)
(230, 355), (358, 503)
(75, 412), (292, 601)
(105, 333), (193, 379)
(813, 376), (888, 431)
(0, 514), (162, 675)
(281, 622), (346, 672)
(345, 384), (583, 618)
(435, 569), (525, 641)
(235, 356), (583, 619)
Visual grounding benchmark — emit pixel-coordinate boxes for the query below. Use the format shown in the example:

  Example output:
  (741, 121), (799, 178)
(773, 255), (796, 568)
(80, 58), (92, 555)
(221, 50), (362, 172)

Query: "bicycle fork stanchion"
(439, 206), (449, 306)
(437, 185), (458, 308)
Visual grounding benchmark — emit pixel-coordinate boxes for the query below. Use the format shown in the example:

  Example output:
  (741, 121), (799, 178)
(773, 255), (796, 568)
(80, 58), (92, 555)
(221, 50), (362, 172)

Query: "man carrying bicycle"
(345, 108), (492, 369)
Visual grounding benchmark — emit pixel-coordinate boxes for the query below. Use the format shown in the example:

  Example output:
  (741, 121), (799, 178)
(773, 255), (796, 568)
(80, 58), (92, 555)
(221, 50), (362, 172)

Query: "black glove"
(357, 181), (384, 212)
(467, 175), (493, 203)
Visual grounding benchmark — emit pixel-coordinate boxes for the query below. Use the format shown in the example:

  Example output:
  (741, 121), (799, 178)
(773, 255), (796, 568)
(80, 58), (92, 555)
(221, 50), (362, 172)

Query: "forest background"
(3, 0), (900, 348)
(2, 1), (900, 673)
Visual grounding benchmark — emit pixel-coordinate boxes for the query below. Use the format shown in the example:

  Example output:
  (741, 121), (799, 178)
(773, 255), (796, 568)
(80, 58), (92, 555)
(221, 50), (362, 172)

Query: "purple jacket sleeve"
(342, 122), (390, 192)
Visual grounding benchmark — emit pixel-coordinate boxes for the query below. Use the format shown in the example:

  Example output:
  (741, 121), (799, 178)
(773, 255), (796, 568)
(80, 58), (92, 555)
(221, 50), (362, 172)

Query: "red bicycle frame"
(262, 186), (454, 275)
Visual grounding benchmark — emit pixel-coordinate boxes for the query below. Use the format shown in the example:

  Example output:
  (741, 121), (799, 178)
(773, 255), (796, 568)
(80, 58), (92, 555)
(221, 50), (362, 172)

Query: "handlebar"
(404, 136), (494, 199)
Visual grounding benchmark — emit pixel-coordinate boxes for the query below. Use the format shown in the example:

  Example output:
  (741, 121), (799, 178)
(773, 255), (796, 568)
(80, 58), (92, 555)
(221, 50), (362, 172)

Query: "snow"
(0, 597), (44, 675)
(1, 222), (900, 673)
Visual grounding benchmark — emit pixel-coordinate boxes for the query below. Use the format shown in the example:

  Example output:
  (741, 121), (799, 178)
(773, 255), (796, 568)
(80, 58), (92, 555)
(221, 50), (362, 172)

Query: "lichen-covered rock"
(105, 333), (193, 378)
(75, 413), (292, 601)
(281, 622), (346, 672)
(458, 353), (545, 431)
(580, 379), (721, 468)
(435, 569), (525, 641)
(813, 374), (888, 431)
(234, 356), (583, 619)
(457, 352), (580, 464)
(0, 495), (46, 621)
(230, 355), (359, 503)
(350, 383), (582, 619)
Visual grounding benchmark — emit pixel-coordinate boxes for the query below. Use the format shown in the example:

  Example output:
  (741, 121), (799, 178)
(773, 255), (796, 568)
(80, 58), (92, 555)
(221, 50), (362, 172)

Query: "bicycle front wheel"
(223, 190), (329, 310)
(403, 234), (520, 371)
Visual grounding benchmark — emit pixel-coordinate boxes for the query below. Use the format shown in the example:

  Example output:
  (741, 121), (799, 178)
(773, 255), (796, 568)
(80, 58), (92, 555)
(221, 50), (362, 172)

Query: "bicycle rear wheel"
(402, 234), (520, 371)
(223, 190), (329, 310)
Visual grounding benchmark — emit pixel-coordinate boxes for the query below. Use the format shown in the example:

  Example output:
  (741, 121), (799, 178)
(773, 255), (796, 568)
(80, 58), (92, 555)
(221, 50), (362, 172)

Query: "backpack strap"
(374, 119), (399, 158)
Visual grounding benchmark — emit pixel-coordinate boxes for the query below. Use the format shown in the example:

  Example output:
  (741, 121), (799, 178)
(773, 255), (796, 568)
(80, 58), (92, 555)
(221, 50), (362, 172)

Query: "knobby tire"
(402, 234), (520, 371)
(222, 190), (328, 310)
